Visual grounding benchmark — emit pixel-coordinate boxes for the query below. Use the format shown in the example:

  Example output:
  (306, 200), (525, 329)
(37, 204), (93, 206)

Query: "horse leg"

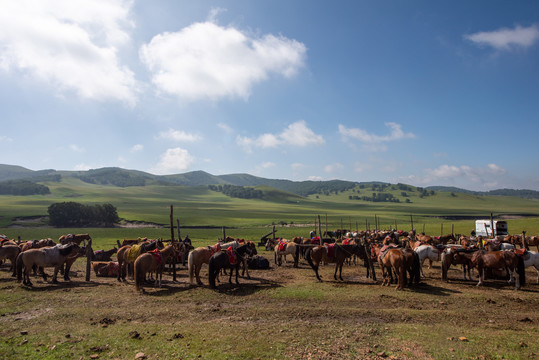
(235, 265), (240, 284)
(428, 258), (432, 269)
(52, 267), (59, 284)
(195, 264), (203, 286)
(229, 265), (233, 284)
(420, 258), (426, 278)
(476, 267), (484, 286)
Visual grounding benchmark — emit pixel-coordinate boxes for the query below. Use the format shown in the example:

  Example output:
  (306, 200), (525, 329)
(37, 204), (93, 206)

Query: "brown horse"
(20, 238), (56, 252)
(16, 244), (83, 286)
(0, 245), (21, 276)
(91, 247), (117, 261)
(134, 245), (178, 292)
(441, 246), (476, 281)
(471, 250), (525, 290)
(305, 243), (375, 282)
(59, 233), (91, 246)
(208, 244), (256, 289)
(116, 240), (163, 281)
(373, 245), (420, 290)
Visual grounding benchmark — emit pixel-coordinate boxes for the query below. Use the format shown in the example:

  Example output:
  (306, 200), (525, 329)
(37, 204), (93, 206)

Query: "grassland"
(1, 179), (539, 359)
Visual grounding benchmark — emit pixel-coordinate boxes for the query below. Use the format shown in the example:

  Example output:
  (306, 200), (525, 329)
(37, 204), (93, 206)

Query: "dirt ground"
(0, 251), (538, 360)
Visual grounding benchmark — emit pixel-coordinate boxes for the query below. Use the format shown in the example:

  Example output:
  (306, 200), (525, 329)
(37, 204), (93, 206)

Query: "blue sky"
(1, 1), (539, 191)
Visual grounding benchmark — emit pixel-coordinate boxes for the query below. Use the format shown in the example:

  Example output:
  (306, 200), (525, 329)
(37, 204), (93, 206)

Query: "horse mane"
(58, 243), (76, 256)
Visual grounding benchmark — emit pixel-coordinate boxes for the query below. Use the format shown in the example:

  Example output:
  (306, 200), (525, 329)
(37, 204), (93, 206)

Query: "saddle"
(325, 243), (336, 258)
(208, 243), (221, 256)
(514, 248), (527, 256)
(226, 247), (238, 265)
(311, 237), (320, 245)
(379, 244), (400, 262)
(149, 248), (162, 265)
(278, 241), (288, 252)
(342, 239), (350, 245)
(127, 245), (143, 262)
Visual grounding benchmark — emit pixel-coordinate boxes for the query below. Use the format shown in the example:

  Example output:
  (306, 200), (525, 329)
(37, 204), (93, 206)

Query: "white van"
(475, 220), (508, 238)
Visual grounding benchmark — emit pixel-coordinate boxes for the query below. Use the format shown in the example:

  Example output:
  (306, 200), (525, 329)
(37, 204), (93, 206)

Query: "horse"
(435, 234), (456, 245)
(518, 250), (539, 283)
(188, 241), (257, 285)
(16, 243), (83, 286)
(20, 238), (56, 252)
(208, 244), (255, 289)
(116, 240), (162, 281)
(373, 245), (420, 290)
(304, 243), (374, 282)
(134, 245), (178, 292)
(441, 246), (476, 282)
(414, 244), (443, 277)
(91, 247), (117, 262)
(471, 250), (525, 290)
(59, 233), (91, 246)
(0, 245), (21, 276)
(484, 240), (514, 252)
(274, 239), (300, 267)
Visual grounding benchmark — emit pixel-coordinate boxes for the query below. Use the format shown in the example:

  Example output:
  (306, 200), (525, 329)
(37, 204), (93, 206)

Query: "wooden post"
(490, 212), (494, 238)
(116, 239), (122, 248)
(176, 218), (181, 241)
(85, 238), (92, 282)
(410, 215), (414, 232)
(170, 205), (175, 242)
(452, 224), (454, 235)
(222, 226), (226, 241)
(422, 224), (425, 234)
(374, 214), (377, 232)
(523, 231), (528, 250)
(318, 215), (322, 241)
(441, 223), (443, 236)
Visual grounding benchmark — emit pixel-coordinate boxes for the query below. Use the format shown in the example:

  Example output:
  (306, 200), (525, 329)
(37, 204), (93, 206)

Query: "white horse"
(414, 244), (442, 277)
(521, 251), (539, 283)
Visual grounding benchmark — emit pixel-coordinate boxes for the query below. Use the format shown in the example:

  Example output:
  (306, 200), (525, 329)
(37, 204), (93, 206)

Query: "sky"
(1, 1), (539, 191)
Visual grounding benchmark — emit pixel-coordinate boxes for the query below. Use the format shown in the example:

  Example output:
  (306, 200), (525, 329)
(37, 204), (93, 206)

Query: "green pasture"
(1, 178), (539, 242)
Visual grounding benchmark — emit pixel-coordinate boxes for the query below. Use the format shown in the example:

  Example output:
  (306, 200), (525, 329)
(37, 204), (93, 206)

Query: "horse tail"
(188, 251), (195, 284)
(412, 251), (421, 285)
(208, 256), (217, 288)
(441, 252), (448, 281)
(134, 258), (143, 291)
(517, 255), (526, 287)
(304, 247), (314, 269)
(16, 252), (24, 282)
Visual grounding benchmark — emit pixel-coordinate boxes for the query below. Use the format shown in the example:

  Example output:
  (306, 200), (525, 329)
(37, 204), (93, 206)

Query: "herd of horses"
(1, 229), (539, 292)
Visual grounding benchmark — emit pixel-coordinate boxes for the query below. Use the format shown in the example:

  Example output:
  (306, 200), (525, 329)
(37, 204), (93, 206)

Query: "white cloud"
(139, 16), (306, 102)
(324, 163), (344, 173)
(399, 163), (508, 189)
(74, 163), (92, 171)
(150, 147), (194, 175)
(130, 144), (143, 152)
(69, 144), (85, 153)
(308, 175), (323, 181)
(237, 120), (324, 152)
(464, 24), (539, 51)
(339, 122), (415, 152)
(0, 0), (138, 105)
(0, 135), (13, 142)
(217, 122), (234, 134)
(156, 128), (202, 142)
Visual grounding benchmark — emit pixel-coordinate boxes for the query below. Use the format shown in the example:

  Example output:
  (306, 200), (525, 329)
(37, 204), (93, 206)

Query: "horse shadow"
(140, 281), (198, 297)
(407, 282), (462, 296)
(19, 280), (112, 292)
(211, 275), (282, 296)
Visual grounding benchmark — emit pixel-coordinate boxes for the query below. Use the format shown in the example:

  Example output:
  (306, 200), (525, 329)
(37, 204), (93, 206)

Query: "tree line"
(48, 202), (119, 227)
(208, 184), (264, 199)
(0, 180), (50, 195)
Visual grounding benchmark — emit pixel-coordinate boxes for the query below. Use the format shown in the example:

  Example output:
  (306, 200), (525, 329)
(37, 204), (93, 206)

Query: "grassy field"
(1, 178), (538, 359)
(0, 246), (537, 360)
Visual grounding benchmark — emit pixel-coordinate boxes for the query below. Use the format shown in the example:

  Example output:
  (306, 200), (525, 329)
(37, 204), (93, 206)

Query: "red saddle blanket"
(227, 247), (238, 265)
(149, 248), (162, 265)
(342, 239), (350, 245)
(311, 237), (320, 245)
(278, 241), (288, 252)
(209, 243), (221, 256)
(326, 243), (336, 258)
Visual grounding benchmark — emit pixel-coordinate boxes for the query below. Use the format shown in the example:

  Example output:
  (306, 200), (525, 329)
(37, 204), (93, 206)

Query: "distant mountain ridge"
(1, 164), (539, 199)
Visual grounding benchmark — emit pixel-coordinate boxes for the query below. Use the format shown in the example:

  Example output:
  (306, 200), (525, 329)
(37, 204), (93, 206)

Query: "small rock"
(518, 317), (533, 323)
(459, 337), (469, 342)
(50, 345), (56, 350)
(519, 342), (528, 348)
(20, 330), (28, 335)
(135, 352), (146, 359)
(172, 333), (184, 339)
(449, 348), (454, 352)
(377, 351), (387, 357)
(65, 334), (71, 338)
(129, 331), (140, 339)
(18, 339), (28, 346)
(90, 355), (99, 359)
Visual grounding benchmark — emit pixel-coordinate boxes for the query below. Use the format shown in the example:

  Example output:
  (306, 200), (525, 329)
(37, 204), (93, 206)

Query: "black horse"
(208, 244), (255, 288)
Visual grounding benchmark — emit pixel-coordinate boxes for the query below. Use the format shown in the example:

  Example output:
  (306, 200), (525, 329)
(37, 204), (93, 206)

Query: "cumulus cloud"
(237, 120), (324, 153)
(339, 122), (415, 152)
(74, 163), (92, 171)
(399, 163), (507, 189)
(0, 0), (138, 105)
(69, 144), (85, 153)
(156, 128), (202, 142)
(464, 24), (539, 51)
(139, 17), (306, 102)
(324, 163), (344, 173)
(130, 144), (143, 152)
(217, 123), (234, 134)
(150, 147), (194, 175)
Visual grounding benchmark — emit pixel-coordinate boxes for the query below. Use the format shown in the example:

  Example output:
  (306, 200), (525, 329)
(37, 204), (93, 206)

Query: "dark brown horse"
(91, 247), (117, 262)
(304, 243), (375, 282)
(441, 246), (476, 281)
(59, 233), (91, 246)
(373, 245), (420, 290)
(208, 244), (255, 289)
(471, 250), (525, 290)
(0, 245), (21, 276)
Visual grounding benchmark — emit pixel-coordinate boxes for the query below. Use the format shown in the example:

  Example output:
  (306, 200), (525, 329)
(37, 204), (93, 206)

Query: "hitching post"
(85, 238), (92, 281)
